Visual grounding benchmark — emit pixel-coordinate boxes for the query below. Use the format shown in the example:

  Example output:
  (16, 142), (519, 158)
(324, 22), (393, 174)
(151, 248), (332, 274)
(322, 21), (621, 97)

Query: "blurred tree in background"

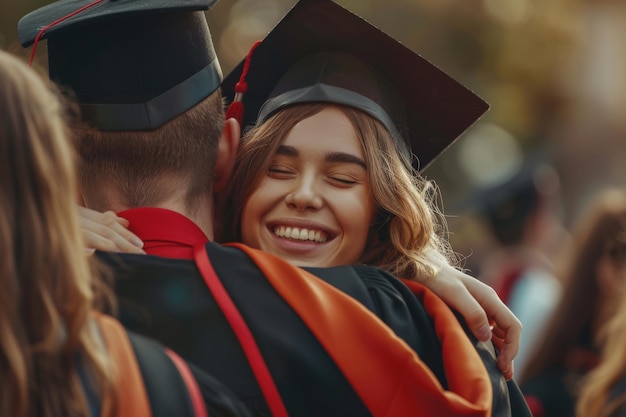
(2, 0), (625, 275)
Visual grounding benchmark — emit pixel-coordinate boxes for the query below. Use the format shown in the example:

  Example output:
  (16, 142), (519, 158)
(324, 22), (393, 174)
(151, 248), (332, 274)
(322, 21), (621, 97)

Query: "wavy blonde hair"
(0, 51), (115, 417)
(522, 190), (626, 385)
(576, 192), (626, 417)
(221, 103), (456, 280)
(577, 294), (626, 417)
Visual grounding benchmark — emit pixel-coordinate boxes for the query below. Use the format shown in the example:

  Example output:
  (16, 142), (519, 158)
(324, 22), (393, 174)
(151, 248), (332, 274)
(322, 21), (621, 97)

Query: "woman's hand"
(79, 206), (145, 255)
(426, 262), (521, 380)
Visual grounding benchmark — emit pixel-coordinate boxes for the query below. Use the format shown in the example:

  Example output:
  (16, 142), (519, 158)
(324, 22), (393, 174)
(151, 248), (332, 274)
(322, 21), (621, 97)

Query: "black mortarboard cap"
(18, 0), (222, 131)
(222, 0), (489, 171)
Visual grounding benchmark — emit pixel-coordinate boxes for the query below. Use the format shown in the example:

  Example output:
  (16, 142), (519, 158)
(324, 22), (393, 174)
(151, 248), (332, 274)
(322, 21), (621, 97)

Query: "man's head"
(18, 0), (239, 234)
(73, 92), (226, 214)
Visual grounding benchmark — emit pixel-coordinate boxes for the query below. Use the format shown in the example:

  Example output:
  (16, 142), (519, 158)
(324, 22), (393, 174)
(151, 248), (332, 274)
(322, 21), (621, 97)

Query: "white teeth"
(273, 225), (328, 243)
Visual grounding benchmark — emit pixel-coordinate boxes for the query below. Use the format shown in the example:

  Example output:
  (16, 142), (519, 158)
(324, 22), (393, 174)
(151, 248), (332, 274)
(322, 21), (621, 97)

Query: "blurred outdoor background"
(2, 0), (625, 277)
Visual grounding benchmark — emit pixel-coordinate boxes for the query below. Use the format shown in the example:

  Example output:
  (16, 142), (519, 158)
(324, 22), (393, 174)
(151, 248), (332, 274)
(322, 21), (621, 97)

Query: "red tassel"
(225, 40), (262, 129)
(225, 100), (244, 125)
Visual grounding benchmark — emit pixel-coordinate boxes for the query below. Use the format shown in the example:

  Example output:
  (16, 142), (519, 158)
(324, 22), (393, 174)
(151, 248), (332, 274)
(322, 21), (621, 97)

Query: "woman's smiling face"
(240, 107), (376, 267)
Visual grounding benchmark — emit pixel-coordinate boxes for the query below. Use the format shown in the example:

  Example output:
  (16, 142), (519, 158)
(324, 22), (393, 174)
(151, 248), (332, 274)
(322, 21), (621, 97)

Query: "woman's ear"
(214, 117), (241, 193)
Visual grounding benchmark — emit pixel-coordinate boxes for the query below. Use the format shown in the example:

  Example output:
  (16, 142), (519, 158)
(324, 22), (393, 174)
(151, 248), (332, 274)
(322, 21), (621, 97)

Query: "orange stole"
(231, 243), (492, 417)
(95, 314), (152, 417)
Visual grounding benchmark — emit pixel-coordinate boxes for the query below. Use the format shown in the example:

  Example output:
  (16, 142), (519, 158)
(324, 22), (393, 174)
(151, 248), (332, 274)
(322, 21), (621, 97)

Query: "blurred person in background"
(473, 154), (565, 378)
(520, 188), (626, 417)
(576, 241), (626, 417)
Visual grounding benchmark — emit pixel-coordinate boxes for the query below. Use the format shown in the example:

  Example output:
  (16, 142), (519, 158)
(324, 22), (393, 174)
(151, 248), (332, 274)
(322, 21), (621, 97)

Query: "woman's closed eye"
(268, 165), (295, 178)
(328, 174), (359, 186)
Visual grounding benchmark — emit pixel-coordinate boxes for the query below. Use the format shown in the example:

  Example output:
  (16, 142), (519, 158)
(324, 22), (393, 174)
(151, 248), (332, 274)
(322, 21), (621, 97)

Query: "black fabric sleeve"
(506, 379), (533, 417)
(186, 361), (255, 417)
(127, 330), (253, 417)
(127, 330), (195, 417)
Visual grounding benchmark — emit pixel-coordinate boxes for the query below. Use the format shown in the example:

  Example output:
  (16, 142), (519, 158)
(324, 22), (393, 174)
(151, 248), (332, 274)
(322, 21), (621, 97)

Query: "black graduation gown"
(98, 242), (530, 417)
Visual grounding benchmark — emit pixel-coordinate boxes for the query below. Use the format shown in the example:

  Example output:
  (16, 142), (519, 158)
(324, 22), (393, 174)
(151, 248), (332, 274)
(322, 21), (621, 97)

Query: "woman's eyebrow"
(325, 152), (367, 169)
(276, 144), (366, 169)
(276, 144), (299, 156)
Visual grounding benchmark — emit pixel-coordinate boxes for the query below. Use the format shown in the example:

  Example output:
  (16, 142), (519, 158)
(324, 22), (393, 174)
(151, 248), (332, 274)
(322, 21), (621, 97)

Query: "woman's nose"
(285, 179), (323, 211)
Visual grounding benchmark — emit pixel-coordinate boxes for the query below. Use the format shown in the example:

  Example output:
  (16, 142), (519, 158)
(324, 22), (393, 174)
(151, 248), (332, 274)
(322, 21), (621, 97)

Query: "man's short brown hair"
(73, 91), (224, 213)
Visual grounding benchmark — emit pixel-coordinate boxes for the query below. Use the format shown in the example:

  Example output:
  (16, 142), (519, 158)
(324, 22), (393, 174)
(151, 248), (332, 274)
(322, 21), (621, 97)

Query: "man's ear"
(214, 117), (241, 193)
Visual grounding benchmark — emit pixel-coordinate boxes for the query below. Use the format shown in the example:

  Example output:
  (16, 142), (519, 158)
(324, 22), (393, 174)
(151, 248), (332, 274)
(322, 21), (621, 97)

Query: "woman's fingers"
(79, 206), (145, 254)
(427, 263), (521, 380)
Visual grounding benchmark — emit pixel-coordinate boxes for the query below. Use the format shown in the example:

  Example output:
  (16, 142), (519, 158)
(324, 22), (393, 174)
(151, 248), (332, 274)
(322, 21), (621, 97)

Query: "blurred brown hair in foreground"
(0, 49), (115, 417)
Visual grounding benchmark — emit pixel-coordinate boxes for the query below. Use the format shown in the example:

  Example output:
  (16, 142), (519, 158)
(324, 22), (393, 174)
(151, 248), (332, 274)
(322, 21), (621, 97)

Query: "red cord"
(165, 348), (210, 417)
(29, 0), (105, 66)
(193, 245), (289, 417)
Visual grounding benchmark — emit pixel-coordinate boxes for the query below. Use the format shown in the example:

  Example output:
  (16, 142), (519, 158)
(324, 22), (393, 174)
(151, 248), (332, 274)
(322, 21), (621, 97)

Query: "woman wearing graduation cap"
(219, 5), (481, 298)
(217, 1), (530, 416)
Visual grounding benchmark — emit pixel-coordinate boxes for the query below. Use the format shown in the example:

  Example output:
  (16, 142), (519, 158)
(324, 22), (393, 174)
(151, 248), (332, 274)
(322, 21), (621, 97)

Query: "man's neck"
(89, 188), (215, 241)
(159, 197), (214, 241)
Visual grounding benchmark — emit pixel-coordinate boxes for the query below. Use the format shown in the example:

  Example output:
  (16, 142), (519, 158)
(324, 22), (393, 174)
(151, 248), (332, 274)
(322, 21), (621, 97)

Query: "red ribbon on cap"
(29, 0), (105, 66)
(225, 40), (262, 130)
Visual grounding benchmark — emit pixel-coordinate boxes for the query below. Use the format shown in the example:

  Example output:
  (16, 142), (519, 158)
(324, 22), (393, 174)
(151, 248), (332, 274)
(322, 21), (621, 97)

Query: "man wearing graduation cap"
(18, 0), (528, 416)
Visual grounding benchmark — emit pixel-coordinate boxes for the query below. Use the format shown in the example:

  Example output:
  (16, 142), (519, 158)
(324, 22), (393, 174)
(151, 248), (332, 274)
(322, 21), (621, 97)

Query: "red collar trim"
(117, 208), (209, 259)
